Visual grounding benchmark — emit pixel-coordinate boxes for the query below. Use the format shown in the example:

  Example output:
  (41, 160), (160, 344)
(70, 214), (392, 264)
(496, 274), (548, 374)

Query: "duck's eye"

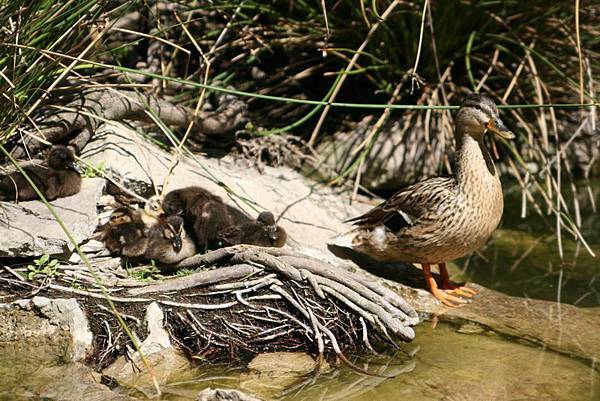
(472, 104), (481, 111)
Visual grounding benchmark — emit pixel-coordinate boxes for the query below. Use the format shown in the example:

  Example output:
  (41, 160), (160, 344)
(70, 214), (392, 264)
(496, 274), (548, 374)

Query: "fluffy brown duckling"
(143, 215), (196, 264)
(162, 186), (252, 250)
(100, 206), (147, 256)
(217, 211), (287, 248)
(141, 195), (165, 226)
(0, 145), (81, 201)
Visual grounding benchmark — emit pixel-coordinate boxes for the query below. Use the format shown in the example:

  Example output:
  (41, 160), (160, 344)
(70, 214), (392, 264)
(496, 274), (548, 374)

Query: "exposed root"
(0, 245), (417, 367)
(11, 88), (247, 158)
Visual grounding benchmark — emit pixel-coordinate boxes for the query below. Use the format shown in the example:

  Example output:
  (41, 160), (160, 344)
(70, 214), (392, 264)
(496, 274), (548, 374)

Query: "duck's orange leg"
(422, 263), (467, 307)
(438, 262), (478, 297)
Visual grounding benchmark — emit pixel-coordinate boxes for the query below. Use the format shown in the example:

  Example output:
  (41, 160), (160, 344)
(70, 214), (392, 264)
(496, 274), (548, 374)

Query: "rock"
(82, 123), (370, 252)
(197, 388), (263, 401)
(12, 296), (94, 361)
(456, 322), (485, 335)
(0, 177), (105, 258)
(441, 287), (600, 367)
(247, 352), (324, 375)
(141, 302), (172, 353)
(22, 363), (134, 401)
(0, 302), (63, 343)
(97, 194), (116, 207)
(0, 316), (133, 401)
(240, 352), (328, 397)
(102, 302), (193, 396)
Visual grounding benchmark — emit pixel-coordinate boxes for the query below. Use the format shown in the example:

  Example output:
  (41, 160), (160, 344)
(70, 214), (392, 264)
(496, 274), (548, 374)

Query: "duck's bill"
(267, 226), (277, 240)
(172, 236), (183, 252)
(70, 161), (85, 174)
(487, 118), (514, 139)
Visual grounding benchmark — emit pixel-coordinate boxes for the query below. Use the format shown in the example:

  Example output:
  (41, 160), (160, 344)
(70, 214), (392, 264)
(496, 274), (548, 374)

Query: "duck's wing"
(347, 176), (456, 232)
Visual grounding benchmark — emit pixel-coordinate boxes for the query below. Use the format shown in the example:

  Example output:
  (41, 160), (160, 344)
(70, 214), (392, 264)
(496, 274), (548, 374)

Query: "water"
(147, 322), (599, 401)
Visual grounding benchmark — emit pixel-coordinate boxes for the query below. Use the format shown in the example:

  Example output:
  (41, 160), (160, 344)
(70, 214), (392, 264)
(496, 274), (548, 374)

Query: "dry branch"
(12, 88), (247, 158)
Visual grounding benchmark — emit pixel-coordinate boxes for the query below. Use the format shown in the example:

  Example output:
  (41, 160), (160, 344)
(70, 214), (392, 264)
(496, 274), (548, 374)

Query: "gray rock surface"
(0, 177), (105, 258)
(12, 296), (94, 361)
(82, 123), (370, 252)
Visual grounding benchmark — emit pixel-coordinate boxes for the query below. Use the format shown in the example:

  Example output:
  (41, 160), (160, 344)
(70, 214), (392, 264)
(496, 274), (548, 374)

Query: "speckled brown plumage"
(0, 145), (81, 202)
(217, 211), (287, 248)
(162, 186), (252, 250)
(100, 206), (147, 256)
(347, 94), (514, 306)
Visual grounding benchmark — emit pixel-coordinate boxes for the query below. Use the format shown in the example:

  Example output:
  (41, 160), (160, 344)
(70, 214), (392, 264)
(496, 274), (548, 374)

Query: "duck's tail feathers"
(327, 229), (358, 249)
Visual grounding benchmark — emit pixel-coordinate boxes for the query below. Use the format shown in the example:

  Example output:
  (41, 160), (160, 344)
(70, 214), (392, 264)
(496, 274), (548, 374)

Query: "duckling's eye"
(472, 104), (481, 111)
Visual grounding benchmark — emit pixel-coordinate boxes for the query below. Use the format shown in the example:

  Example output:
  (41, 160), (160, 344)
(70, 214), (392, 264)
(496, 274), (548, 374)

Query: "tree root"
(11, 88), (247, 158)
(0, 245), (418, 368)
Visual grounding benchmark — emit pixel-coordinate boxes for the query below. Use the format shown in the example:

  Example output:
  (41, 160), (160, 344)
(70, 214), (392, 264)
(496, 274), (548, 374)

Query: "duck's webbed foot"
(439, 262), (478, 298)
(429, 286), (469, 307)
(422, 263), (472, 308)
(442, 285), (478, 298)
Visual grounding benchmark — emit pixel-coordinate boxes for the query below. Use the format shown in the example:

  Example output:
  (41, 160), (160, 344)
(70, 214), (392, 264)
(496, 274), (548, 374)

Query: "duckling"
(162, 186), (220, 216)
(144, 215), (196, 264)
(217, 211), (287, 247)
(0, 145), (81, 201)
(100, 206), (147, 256)
(162, 186), (252, 249)
(343, 94), (514, 307)
(141, 195), (165, 226)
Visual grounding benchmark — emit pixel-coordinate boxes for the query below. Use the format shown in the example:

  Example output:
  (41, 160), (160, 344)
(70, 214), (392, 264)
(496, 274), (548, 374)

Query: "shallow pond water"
(139, 322), (599, 401)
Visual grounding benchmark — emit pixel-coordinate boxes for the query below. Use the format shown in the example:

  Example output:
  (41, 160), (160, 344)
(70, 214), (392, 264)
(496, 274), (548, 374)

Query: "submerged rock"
(0, 177), (105, 258)
(247, 352), (326, 375)
(197, 388), (263, 401)
(240, 352), (330, 397)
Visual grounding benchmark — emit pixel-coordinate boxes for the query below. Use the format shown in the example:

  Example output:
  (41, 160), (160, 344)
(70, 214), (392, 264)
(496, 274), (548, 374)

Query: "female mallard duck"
(346, 94), (514, 307)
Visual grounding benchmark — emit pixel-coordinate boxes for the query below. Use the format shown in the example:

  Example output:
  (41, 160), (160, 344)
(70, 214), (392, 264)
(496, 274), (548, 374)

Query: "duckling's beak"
(70, 161), (84, 174)
(171, 235), (182, 252)
(266, 225), (278, 240)
(486, 117), (514, 140)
